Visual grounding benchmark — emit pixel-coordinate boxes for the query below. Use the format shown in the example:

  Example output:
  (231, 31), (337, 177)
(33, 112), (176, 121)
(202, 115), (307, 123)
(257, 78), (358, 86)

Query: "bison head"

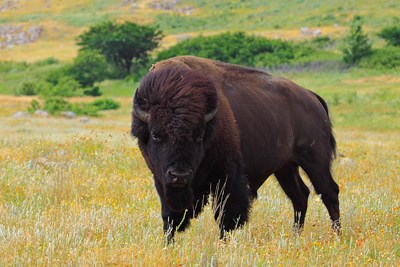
(131, 66), (218, 212)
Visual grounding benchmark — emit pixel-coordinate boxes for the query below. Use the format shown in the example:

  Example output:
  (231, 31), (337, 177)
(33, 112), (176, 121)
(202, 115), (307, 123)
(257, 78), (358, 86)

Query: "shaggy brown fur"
(131, 56), (340, 241)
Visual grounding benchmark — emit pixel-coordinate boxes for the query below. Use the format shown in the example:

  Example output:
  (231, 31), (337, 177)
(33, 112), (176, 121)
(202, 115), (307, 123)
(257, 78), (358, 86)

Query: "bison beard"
(131, 56), (341, 242)
(164, 186), (194, 212)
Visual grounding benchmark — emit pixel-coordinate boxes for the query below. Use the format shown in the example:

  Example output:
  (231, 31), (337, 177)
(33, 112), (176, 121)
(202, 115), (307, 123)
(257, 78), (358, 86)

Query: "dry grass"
(0, 96), (399, 266)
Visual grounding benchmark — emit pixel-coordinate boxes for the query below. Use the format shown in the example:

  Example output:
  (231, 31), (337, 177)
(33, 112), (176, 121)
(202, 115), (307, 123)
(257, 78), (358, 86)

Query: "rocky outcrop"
(0, 0), (19, 12)
(0, 24), (44, 49)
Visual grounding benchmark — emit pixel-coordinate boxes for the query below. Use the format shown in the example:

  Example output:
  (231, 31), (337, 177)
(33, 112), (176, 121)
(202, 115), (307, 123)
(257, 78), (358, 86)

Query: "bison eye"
(151, 131), (162, 143)
(195, 131), (205, 143)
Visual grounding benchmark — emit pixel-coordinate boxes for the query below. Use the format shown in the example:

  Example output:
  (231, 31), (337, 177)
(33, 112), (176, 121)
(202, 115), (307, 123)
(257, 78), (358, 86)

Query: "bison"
(131, 56), (340, 241)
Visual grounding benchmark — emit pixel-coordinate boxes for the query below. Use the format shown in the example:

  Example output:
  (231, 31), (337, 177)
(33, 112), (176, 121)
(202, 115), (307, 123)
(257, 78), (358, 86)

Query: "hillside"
(0, 0), (399, 62)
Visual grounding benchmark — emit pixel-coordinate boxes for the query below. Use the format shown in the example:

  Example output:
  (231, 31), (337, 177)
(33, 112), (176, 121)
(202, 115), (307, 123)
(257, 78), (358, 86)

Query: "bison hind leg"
(274, 164), (310, 232)
(299, 158), (341, 234)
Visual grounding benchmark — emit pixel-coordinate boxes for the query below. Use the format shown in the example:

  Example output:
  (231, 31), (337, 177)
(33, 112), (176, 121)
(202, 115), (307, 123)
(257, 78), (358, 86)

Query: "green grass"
(157, 0), (400, 34)
(274, 68), (400, 131)
(1, 60), (399, 131)
(1, 1), (400, 264)
(0, 103), (399, 265)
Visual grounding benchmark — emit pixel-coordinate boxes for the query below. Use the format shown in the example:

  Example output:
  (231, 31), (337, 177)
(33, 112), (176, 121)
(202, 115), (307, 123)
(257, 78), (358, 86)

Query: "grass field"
(1, 0), (399, 265)
(1, 0), (399, 62)
(0, 67), (399, 265)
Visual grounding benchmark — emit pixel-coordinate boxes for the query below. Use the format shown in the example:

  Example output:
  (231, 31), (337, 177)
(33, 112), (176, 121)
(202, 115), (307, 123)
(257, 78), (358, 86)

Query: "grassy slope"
(0, 96), (399, 265)
(0, 1), (399, 265)
(0, 0), (399, 61)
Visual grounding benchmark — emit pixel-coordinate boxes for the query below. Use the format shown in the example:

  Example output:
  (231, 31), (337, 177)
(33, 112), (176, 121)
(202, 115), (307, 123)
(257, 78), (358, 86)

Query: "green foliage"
(156, 32), (315, 67)
(33, 57), (59, 67)
(28, 99), (41, 113)
(41, 76), (83, 97)
(342, 16), (372, 66)
(360, 46), (400, 69)
(378, 25), (400, 46)
(76, 21), (163, 75)
(14, 82), (38, 96)
(91, 98), (120, 110)
(29, 97), (120, 116)
(43, 97), (71, 115)
(0, 61), (28, 73)
(69, 102), (101, 116)
(83, 86), (102, 97)
(45, 66), (73, 86)
(70, 50), (109, 88)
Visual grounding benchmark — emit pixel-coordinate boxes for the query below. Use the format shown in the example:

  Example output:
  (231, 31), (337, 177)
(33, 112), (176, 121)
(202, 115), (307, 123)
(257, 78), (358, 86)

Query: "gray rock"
(34, 109), (49, 117)
(61, 111), (77, 119)
(80, 116), (90, 124)
(12, 111), (30, 118)
(0, 24), (43, 49)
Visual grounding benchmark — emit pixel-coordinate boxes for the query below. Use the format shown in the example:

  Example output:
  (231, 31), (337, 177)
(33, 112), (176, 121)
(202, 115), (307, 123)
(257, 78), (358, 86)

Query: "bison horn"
(204, 105), (218, 122)
(133, 91), (150, 123)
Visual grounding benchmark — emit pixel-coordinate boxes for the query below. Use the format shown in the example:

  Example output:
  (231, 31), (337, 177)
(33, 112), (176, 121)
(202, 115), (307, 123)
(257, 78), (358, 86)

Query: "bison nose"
(166, 168), (192, 188)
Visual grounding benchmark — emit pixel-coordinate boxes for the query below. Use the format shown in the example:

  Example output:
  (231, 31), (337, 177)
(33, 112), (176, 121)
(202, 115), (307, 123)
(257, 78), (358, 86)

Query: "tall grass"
(0, 95), (399, 265)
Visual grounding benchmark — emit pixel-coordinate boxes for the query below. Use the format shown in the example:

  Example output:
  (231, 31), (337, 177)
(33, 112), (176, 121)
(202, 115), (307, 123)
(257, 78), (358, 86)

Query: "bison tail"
(313, 92), (337, 159)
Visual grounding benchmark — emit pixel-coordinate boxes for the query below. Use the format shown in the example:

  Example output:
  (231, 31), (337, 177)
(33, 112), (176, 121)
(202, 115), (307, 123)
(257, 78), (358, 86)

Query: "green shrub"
(360, 46), (400, 69)
(28, 99), (41, 113)
(45, 65), (73, 86)
(91, 98), (120, 110)
(14, 82), (38, 96)
(83, 86), (102, 97)
(29, 97), (121, 116)
(43, 97), (71, 115)
(33, 57), (59, 67)
(70, 102), (100, 116)
(70, 50), (109, 88)
(342, 16), (372, 66)
(378, 25), (400, 46)
(0, 61), (28, 73)
(41, 76), (83, 97)
(156, 32), (314, 67)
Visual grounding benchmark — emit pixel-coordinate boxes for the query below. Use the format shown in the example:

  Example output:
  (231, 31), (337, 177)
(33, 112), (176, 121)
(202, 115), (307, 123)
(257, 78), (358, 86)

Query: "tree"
(342, 16), (372, 66)
(70, 50), (109, 88)
(378, 25), (400, 46)
(77, 21), (162, 76)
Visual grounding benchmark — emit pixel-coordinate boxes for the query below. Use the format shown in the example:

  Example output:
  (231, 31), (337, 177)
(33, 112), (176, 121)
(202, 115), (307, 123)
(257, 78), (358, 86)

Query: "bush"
(378, 25), (400, 46)
(45, 66), (73, 86)
(33, 57), (59, 67)
(29, 97), (121, 116)
(83, 86), (102, 97)
(91, 98), (120, 110)
(0, 61), (28, 73)
(70, 102), (100, 116)
(14, 82), (38, 96)
(41, 76), (83, 97)
(342, 16), (372, 66)
(360, 46), (400, 69)
(156, 32), (314, 68)
(28, 99), (41, 113)
(70, 50), (109, 88)
(43, 97), (71, 115)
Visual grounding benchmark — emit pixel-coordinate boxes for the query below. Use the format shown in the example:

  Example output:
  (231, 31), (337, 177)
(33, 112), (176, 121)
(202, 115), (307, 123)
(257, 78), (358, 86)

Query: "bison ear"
(133, 89), (151, 123)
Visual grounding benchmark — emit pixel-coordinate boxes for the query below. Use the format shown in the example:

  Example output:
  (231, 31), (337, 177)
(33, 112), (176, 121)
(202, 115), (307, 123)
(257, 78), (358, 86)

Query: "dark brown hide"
(131, 56), (340, 241)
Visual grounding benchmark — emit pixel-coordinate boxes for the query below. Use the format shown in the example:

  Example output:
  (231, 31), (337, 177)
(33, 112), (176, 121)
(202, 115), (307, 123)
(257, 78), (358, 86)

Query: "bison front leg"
(212, 175), (251, 239)
(161, 203), (191, 243)
(154, 180), (191, 243)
